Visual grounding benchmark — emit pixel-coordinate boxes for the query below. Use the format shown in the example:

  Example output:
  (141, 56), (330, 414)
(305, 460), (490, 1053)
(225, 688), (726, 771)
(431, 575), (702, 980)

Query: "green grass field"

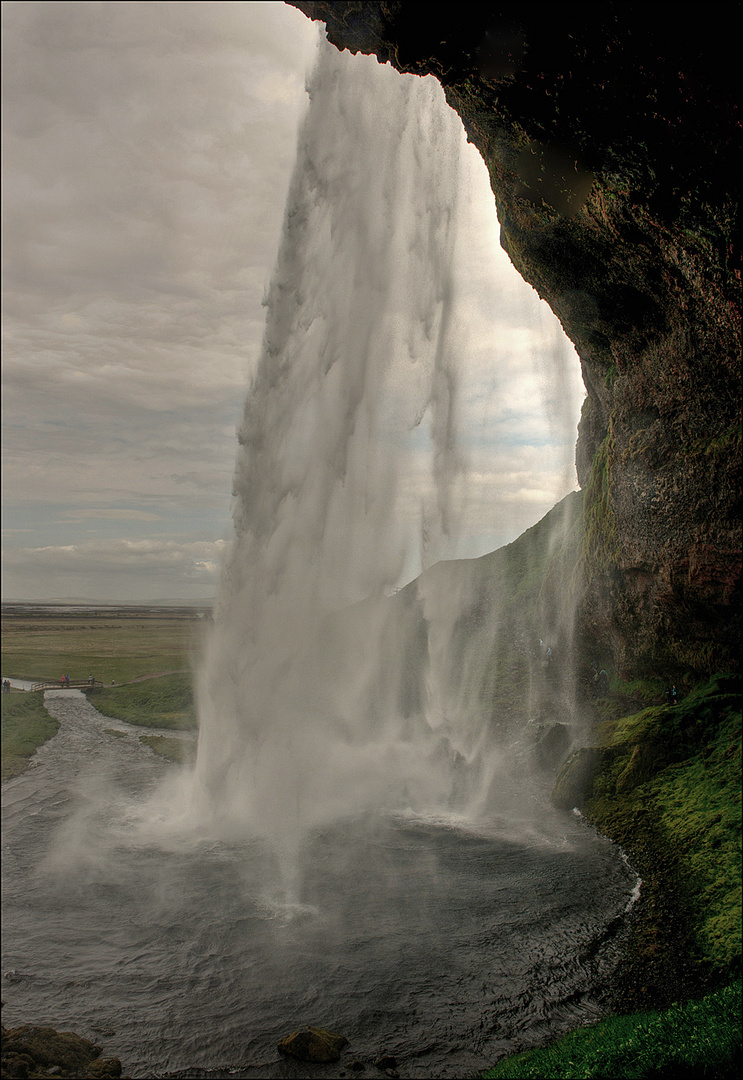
(1, 610), (203, 685)
(138, 733), (197, 764)
(2, 610), (201, 768)
(90, 672), (197, 730)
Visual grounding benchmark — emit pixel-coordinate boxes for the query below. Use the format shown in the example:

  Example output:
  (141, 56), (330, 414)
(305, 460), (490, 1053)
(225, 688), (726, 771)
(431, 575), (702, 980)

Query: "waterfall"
(191, 41), (581, 879)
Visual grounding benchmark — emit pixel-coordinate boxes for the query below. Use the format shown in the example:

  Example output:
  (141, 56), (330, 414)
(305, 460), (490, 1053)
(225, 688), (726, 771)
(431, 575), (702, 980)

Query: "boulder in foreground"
(1, 1024), (123, 1078)
(277, 1025), (349, 1063)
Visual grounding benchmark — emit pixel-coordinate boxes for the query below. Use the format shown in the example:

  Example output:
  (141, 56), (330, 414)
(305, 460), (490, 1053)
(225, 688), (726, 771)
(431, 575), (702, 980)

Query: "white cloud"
(1, 2), (318, 589)
(2, 537), (231, 601)
(1, 3), (586, 602)
(57, 509), (163, 523)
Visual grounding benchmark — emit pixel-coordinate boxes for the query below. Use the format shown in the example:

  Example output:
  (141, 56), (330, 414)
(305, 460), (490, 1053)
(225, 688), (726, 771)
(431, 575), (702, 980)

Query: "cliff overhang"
(288, 0), (741, 678)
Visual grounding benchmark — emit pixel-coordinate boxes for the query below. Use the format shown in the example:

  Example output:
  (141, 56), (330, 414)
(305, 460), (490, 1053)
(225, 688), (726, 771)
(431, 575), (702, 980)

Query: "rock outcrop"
(1, 1025), (123, 1079)
(288, 1), (741, 679)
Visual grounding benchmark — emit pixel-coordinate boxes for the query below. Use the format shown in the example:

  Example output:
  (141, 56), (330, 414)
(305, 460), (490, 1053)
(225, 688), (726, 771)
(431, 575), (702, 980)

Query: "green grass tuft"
(582, 427), (619, 578)
(481, 980), (742, 1079)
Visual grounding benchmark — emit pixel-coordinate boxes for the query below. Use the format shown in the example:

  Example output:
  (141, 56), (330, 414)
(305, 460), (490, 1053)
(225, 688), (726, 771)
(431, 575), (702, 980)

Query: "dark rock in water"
(531, 722), (573, 770)
(374, 1055), (397, 1071)
(85, 1059), (123, 1078)
(277, 1026), (349, 1063)
(551, 747), (610, 810)
(0, 1024), (123, 1079)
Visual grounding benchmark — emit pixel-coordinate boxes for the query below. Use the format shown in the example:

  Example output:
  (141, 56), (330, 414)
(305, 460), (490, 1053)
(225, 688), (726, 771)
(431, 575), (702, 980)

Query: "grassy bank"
(138, 733), (196, 764)
(483, 979), (741, 1079)
(1, 694), (60, 780)
(91, 672), (198, 763)
(486, 673), (741, 1078)
(103, 717), (196, 765)
(88, 672), (197, 731)
(586, 673), (741, 998)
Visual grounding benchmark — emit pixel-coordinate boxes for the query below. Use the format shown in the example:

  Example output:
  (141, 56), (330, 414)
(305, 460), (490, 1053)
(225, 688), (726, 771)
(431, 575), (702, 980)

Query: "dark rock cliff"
(288, 0), (741, 678)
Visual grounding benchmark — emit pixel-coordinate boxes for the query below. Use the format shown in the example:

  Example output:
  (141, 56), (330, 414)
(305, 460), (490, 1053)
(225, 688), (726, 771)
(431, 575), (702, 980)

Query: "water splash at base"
(192, 42), (472, 858)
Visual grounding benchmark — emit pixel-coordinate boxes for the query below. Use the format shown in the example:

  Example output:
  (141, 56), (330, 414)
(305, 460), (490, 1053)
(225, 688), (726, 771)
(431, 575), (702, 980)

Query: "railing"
(30, 680), (104, 692)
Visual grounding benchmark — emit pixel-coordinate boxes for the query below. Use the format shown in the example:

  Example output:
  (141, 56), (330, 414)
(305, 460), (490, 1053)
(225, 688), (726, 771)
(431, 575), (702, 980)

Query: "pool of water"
(1, 691), (638, 1078)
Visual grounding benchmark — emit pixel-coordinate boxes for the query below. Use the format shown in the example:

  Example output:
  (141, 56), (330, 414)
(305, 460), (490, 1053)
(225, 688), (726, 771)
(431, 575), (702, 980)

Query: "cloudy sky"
(1, 1), (585, 604)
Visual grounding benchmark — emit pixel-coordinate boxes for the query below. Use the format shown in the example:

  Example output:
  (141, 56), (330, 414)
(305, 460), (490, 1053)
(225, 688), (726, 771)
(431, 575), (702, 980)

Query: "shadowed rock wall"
(288, 0), (741, 677)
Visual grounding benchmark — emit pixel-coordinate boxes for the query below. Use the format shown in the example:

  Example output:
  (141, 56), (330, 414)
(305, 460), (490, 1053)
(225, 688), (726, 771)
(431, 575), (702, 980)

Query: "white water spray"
(191, 41), (584, 888)
(193, 43), (471, 863)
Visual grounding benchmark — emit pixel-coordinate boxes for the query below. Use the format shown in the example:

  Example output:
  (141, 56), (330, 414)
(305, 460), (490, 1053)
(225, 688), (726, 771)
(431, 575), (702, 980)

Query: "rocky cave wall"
(288, 1), (741, 679)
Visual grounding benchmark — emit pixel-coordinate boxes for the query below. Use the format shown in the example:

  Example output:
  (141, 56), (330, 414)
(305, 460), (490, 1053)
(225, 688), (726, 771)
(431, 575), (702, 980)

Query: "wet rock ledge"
(1, 1025), (125, 1080)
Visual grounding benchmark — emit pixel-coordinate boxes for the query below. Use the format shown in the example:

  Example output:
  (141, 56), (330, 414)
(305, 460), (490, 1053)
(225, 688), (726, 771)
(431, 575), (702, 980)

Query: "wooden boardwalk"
(30, 680), (104, 692)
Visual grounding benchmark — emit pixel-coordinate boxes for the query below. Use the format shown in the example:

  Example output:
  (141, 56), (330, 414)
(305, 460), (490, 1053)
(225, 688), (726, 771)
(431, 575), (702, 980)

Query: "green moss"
(583, 427), (619, 577)
(481, 979), (742, 1079)
(1, 693), (59, 780)
(654, 757), (742, 968)
(587, 674), (741, 977)
(610, 675), (666, 701)
(88, 672), (197, 731)
(683, 420), (742, 460)
(604, 361), (619, 387)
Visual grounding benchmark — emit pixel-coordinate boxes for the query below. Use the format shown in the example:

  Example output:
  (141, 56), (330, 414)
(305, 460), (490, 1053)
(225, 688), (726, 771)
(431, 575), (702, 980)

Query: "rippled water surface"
(2, 692), (637, 1078)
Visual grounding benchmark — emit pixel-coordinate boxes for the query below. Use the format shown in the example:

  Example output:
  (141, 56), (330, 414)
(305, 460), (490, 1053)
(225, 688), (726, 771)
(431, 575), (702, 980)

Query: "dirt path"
(2, 670), (191, 692)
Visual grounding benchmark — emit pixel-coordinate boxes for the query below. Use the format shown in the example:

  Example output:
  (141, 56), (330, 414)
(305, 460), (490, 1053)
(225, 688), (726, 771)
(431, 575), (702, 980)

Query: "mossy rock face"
(583, 675), (742, 1005)
(551, 746), (610, 811)
(277, 1026), (349, 1063)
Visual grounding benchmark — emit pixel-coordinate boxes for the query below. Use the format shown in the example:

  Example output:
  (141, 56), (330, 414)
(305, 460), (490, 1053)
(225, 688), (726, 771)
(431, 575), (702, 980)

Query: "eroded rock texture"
(288, 1), (741, 677)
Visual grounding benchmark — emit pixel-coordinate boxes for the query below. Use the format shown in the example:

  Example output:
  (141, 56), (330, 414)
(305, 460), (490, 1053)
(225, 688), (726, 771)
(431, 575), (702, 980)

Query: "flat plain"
(1, 606), (207, 685)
